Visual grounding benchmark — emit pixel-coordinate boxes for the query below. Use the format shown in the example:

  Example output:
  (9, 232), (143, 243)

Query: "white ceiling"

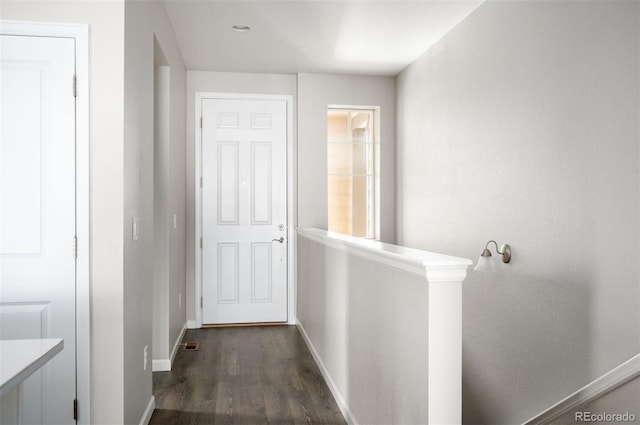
(163, 0), (484, 76)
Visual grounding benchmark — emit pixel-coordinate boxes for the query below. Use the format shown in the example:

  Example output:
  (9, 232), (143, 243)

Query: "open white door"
(201, 97), (288, 324)
(1, 34), (77, 424)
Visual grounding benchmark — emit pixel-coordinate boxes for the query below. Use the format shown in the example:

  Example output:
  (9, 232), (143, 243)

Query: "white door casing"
(201, 97), (288, 324)
(1, 33), (77, 424)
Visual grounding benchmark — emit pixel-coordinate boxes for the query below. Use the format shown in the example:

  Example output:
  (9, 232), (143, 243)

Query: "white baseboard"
(152, 358), (171, 372)
(139, 395), (155, 425)
(296, 320), (359, 425)
(170, 322), (188, 364)
(152, 322), (188, 372)
(187, 319), (198, 329)
(523, 353), (640, 425)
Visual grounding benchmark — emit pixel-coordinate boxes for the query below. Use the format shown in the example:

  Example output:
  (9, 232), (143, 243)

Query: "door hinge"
(73, 399), (78, 421)
(200, 237), (203, 249)
(200, 296), (203, 309)
(200, 177), (203, 188)
(73, 236), (77, 259)
(73, 75), (77, 98)
(200, 116), (203, 128)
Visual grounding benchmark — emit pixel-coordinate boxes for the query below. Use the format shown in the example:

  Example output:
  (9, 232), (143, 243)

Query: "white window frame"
(327, 105), (380, 240)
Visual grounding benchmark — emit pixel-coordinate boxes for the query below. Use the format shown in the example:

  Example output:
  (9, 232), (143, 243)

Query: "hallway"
(150, 326), (347, 425)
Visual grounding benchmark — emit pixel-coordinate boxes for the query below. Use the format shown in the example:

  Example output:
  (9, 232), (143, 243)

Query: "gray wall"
(395, 1), (639, 423)
(152, 39), (187, 369)
(167, 57), (187, 369)
(153, 63), (171, 362)
(297, 73), (396, 243)
(124, 1), (186, 423)
(185, 70), (297, 325)
(297, 235), (429, 424)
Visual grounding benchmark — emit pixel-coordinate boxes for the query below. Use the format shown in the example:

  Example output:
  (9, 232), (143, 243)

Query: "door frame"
(194, 92), (296, 327)
(0, 20), (90, 424)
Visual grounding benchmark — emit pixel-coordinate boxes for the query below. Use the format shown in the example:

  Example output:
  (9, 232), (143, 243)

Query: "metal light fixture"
(474, 240), (511, 272)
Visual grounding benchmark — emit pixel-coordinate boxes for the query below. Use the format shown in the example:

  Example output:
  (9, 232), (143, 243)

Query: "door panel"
(202, 98), (287, 324)
(218, 142), (239, 224)
(0, 34), (76, 424)
(251, 142), (272, 224)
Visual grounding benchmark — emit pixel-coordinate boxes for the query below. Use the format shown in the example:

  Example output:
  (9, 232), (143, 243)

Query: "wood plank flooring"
(150, 326), (347, 425)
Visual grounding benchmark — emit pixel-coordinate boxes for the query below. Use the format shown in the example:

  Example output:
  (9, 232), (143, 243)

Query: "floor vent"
(182, 342), (199, 351)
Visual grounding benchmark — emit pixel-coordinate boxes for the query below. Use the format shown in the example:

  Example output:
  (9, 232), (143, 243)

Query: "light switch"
(143, 345), (148, 371)
(132, 217), (139, 241)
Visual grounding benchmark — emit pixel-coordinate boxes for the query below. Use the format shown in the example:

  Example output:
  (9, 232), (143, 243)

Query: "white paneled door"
(202, 98), (288, 324)
(0, 35), (77, 423)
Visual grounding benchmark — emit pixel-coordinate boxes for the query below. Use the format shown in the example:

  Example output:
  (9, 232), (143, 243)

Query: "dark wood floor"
(149, 326), (347, 425)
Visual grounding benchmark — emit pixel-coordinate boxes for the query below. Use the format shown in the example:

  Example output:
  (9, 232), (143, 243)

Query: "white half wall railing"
(295, 227), (472, 425)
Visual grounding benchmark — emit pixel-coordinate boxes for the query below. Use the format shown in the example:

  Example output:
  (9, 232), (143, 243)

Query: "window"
(327, 108), (377, 238)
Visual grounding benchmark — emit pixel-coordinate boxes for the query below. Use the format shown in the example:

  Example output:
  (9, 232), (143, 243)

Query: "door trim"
(0, 20), (90, 424)
(194, 93), (296, 328)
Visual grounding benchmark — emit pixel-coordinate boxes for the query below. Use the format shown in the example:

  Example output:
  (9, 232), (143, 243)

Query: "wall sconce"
(474, 240), (511, 272)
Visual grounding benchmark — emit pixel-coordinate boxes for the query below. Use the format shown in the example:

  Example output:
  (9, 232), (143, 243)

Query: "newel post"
(425, 263), (471, 425)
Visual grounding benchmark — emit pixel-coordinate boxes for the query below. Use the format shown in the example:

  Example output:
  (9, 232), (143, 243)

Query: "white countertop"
(0, 338), (64, 398)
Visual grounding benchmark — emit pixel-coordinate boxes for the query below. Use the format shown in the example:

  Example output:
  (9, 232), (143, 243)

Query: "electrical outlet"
(173, 214), (177, 229)
(143, 345), (148, 371)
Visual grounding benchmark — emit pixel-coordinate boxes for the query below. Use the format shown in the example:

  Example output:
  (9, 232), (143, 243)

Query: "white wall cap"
(296, 227), (472, 281)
